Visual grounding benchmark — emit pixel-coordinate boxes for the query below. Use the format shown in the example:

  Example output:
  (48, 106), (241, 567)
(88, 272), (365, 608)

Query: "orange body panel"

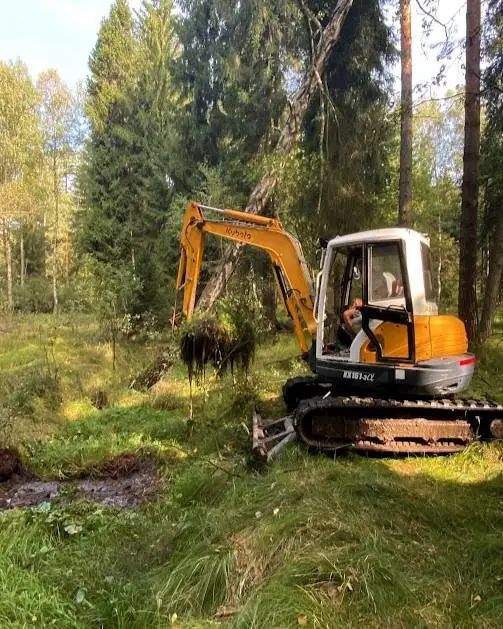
(360, 315), (468, 365)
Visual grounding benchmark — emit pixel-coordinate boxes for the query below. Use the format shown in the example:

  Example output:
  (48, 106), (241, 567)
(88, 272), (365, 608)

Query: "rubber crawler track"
(295, 396), (503, 454)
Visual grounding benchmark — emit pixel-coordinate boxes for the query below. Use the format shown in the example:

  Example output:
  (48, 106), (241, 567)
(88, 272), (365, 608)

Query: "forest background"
(1, 0), (501, 344)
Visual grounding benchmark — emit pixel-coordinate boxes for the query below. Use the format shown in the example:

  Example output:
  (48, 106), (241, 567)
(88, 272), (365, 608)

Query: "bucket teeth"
(252, 408), (297, 462)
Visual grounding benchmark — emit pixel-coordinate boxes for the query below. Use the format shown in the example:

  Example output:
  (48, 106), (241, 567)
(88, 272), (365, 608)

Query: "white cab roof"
(328, 227), (430, 249)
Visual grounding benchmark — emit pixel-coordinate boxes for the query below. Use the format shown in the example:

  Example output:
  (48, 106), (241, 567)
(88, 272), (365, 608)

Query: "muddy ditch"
(0, 450), (161, 510)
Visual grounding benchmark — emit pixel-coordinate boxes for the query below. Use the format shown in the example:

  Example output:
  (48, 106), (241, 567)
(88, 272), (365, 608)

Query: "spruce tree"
(80, 0), (186, 314)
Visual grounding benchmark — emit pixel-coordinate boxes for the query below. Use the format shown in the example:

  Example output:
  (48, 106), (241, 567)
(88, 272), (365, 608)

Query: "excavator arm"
(177, 201), (317, 353)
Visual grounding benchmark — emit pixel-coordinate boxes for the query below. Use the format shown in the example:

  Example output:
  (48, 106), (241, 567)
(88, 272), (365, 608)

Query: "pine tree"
(305, 0), (395, 237)
(176, 0), (297, 196)
(458, 0), (481, 342)
(478, 0), (503, 341)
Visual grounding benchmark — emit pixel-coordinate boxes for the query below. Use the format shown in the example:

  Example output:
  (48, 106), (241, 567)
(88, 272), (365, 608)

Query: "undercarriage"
(252, 379), (503, 462)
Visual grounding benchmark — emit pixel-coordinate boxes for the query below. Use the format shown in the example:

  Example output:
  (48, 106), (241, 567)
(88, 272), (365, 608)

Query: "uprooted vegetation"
(180, 313), (255, 382)
(1, 314), (503, 628)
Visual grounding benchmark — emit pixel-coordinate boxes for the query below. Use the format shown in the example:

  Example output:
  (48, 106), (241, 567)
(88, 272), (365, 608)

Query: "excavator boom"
(177, 201), (316, 353)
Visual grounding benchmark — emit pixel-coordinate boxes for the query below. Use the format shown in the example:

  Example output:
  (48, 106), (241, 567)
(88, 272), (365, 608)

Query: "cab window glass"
(347, 250), (363, 307)
(325, 251), (346, 323)
(421, 242), (436, 303)
(369, 243), (406, 306)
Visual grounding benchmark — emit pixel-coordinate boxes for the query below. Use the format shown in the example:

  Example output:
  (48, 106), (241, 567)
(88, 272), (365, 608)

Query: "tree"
(196, 0), (354, 311)
(37, 70), (77, 314)
(79, 0), (142, 274)
(398, 0), (412, 227)
(0, 61), (41, 311)
(81, 0), (188, 314)
(86, 0), (140, 134)
(176, 0), (296, 192)
(478, 0), (503, 342)
(458, 0), (481, 342)
(77, 257), (140, 371)
(305, 0), (395, 239)
(412, 98), (464, 309)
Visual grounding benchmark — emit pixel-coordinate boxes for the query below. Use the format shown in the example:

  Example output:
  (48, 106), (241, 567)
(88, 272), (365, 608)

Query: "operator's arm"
(343, 307), (357, 328)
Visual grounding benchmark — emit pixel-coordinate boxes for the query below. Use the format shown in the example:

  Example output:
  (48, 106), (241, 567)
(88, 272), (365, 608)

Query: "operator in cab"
(343, 297), (363, 337)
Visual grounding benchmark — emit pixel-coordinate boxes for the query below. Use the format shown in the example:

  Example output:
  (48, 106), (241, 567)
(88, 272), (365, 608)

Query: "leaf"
(64, 524), (83, 536)
(216, 99), (228, 116)
(297, 615), (307, 625)
(35, 501), (51, 513)
(74, 588), (86, 605)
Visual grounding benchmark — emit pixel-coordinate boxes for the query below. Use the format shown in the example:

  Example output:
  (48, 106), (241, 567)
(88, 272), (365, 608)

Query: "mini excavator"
(177, 201), (503, 460)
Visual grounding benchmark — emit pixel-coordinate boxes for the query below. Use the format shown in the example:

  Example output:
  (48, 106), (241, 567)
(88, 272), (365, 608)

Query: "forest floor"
(1, 314), (503, 628)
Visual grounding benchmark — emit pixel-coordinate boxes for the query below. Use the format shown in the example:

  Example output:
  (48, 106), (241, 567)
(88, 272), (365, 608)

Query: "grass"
(1, 314), (503, 627)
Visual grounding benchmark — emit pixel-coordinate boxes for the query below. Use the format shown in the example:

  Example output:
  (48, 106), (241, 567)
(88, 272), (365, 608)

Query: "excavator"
(177, 200), (503, 461)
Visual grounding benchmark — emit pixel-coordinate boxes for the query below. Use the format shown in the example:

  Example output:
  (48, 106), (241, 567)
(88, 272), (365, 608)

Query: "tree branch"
(415, 0), (449, 41)
(297, 0), (323, 50)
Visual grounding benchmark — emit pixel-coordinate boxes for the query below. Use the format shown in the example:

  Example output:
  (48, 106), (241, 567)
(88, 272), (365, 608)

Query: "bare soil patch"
(0, 454), (160, 509)
(0, 448), (24, 481)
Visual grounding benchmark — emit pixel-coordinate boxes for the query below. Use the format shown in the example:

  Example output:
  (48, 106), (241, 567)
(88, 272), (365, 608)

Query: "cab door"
(360, 241), (416, 364)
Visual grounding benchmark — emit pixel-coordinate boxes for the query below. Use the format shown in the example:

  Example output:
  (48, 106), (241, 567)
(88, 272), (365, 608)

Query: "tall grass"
(0, 315), (503, 627)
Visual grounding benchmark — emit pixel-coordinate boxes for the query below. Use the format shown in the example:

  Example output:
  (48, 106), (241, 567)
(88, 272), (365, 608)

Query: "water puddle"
(0, 452), (160, 509)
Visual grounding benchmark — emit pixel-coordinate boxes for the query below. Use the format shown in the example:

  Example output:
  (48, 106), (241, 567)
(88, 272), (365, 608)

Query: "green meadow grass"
(0, 314), (503, 628)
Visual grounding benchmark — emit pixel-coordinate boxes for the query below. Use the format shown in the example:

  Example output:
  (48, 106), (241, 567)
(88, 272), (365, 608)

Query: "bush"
(13, 277), (53, 313)
(0, 365), (61, 416)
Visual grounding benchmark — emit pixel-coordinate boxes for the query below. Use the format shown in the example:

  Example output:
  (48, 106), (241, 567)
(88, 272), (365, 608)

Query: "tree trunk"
(436, 213), (442, 305)
(20, 228), (25, 289)
(458, 0), (481, 342)
(478, 210), (503, 342)
(2, 220), (13, 312)
(398, 0), (413, 227)
(64, 228), (70, 288)
(259, 255), (280, 331)
(196, 0), (354, 312)
(52, 159), (59, 315)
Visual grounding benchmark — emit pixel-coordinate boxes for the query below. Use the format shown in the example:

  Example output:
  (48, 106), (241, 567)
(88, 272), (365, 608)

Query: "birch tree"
(0, 61), (41, 311)
(37, 70), (75, 314)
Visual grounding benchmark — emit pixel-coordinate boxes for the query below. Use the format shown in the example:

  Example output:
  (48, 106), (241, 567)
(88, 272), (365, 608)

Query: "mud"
(0, 449), (24, 481)
(0, 456), (160, 510)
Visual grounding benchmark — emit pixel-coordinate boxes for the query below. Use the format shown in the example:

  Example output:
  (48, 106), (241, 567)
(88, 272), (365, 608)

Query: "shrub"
(13, 277), (53, 313)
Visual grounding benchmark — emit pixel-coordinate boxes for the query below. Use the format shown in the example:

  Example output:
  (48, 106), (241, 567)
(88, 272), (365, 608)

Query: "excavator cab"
(313, 229), (475, 398)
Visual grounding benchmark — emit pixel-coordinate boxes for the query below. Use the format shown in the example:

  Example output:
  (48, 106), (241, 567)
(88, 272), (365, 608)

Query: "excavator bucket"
(251, 408), (297, 462)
